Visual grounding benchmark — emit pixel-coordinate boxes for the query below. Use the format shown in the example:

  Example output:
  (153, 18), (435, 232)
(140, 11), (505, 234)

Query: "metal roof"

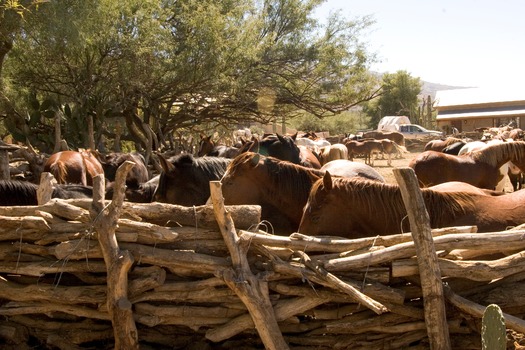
(435, 88), (525, 108)
(436, 107), (525, 121)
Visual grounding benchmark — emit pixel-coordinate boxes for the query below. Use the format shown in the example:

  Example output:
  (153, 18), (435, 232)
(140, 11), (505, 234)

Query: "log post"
(37, 172), (57, 205)
(393, 167), (451, 350)
(92, 161), (139, 350)
(0, 145), (18, 180)
(209, 181), (288, 350)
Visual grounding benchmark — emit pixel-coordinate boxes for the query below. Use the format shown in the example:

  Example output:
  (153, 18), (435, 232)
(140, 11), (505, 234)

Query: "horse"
(101, 152), (149, 188)
(361, 130), (405, 147)
(220, 152), (384, 234)
(238, 133), (320, 168)
(153, 153), (231, 206)
(298, 172), (525, 238)
(458, 139), (520, 191)
(377, 139), (406, 166)
(106, 175), (159, 203)
(441, 141), (466, 155)
(344, 139), (384, 165)
(316, 144), (348, 166)
(43, 150), (104, 186)
(320, 159), (385, 182)
(424, 137), (465, 152)
(408, 141), (525, 190)
(197, 135), (240, 159)
(0, 180), (93, 206)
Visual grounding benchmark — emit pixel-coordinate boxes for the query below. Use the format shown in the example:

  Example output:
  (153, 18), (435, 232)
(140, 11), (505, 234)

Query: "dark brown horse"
(220, 152), (384, 234)
(298, 173), (525, 238)
(102, 152), (149, 188)
(409, 141), (525, 189)
(0, 180), (93, 206)
(153, 153), (231, 206)
(238, 133), (316, 167)
(43, 150), (104, 186)
(197, 135), (240, 158)
(344, 139), (384, 165)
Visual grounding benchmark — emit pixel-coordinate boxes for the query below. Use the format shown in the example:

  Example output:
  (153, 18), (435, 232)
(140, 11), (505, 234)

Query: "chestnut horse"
(43, 150), (103, 186)
(409, 141), (525, 189)
(153, 153), (231, 206)
(220, 152), (384, 234)
(298, 173), (525, 238)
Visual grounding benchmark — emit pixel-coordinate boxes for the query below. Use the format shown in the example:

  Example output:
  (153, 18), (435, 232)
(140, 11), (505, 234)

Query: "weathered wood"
(323, 231), (525, 272)
(392, 251), (525, 281)
(67, 198), (262, 230)
(444, 284), (525, 334)
(37, 172), (56, 205)
(206, 296), (328, 342)
(295, 250), (388, 315)
(91, 163), (139, 350)
(393, 167), (450, 350)
(210, 180), (288, 350)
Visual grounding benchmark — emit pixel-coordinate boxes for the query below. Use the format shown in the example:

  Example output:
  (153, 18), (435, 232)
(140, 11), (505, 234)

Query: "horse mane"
(471, 141), (525, 166)
(443, 137), (463, 147)
(0, 180), (38, 205)
(318, 177), (474, 229)
(227, 152), (323, 203)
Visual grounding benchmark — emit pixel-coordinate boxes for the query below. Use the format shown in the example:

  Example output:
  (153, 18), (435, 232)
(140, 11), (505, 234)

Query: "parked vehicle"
(398, 124), (443, 139)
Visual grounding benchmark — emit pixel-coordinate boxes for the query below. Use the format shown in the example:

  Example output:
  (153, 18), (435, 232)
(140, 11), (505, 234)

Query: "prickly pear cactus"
(482, 304), (506, 350)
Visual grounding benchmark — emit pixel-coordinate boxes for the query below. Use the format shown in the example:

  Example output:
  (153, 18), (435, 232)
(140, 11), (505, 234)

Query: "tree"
(2, 0), (381, 153)
(363, 70), (422, 129)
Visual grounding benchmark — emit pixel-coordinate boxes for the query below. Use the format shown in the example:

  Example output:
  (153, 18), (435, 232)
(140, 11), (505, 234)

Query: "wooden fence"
(1, 164), (525, 349)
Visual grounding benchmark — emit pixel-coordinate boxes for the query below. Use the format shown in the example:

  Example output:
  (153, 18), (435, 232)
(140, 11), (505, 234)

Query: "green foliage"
(363, 70), (422, 129)
(1, 0), (381, 153)
(289, 110), (370, 135)
(482, 304), (506, 350)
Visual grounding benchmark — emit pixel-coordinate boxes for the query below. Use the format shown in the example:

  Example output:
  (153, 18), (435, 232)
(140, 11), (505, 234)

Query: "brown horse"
(220, 152), (384, 234)
(197, 135), (240, 158)
(362, 130), (405, 146)
(344, 139), (384, 165)
(298, 173), (525, 238)
(43, 150), (104, 186)
(424, 137), (464, 152)
(409, 141), (525, 189)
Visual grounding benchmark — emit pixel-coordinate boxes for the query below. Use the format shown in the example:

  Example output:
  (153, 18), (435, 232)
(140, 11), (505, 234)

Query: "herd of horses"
(5, 128), (525, 239)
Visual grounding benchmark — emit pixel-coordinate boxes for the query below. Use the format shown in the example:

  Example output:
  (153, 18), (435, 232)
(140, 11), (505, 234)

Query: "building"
(435, 88), (525, 133)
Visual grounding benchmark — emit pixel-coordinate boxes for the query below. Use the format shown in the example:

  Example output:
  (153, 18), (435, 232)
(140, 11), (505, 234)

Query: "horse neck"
(258, 162), (323, 216)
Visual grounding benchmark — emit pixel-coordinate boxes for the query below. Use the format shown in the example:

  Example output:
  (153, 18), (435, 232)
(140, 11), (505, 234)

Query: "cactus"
(482, 304), (506, 350)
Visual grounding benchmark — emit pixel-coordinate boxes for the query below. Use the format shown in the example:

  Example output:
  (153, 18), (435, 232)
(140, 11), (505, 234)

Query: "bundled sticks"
(1, 168), (525, 349)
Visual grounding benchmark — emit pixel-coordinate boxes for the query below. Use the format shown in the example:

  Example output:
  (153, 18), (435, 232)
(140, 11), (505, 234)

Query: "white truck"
(377, 116), (443, 139)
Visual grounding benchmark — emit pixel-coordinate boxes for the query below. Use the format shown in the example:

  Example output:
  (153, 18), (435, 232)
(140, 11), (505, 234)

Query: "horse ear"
(291, 132), (298, 141)
(276, 133), (286, 144)
(250, 153), (260, 167)
(323, 171), (333, 190)
(157, 153), (175, 174)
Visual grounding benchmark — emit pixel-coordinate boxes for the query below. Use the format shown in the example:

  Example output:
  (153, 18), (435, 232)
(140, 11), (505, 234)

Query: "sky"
(314, 0), (525, 89)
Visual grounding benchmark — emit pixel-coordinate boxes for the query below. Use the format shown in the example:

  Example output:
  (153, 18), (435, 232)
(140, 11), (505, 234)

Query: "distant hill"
(420, 81), (472, 99)
(372, 71), (471, 99)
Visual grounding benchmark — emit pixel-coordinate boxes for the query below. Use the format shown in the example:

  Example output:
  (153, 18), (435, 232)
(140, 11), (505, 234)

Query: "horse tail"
(49, 161), (68, 184)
